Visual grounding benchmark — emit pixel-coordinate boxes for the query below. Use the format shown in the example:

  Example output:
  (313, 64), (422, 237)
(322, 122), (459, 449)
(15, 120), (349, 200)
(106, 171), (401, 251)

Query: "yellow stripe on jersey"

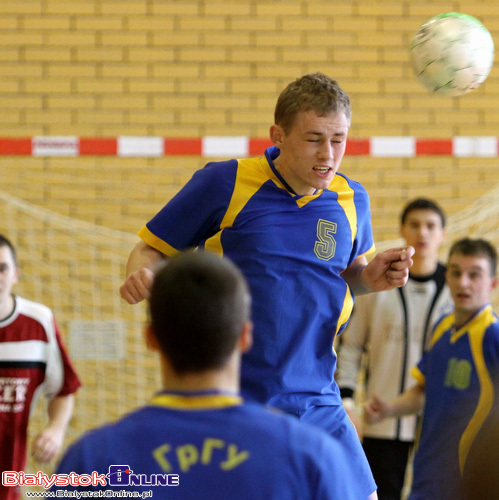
(138, 225), (180, 257)
(335, 286), (354, 336)
(150, 393), (243, 411)
(458, 306), (497, 473)
(295, 192), (324, 208)
(204, 157), (269, 255)
(411, 365), (425, 386)
(429, 313), (455, 349)
(331, 175), (357, 245)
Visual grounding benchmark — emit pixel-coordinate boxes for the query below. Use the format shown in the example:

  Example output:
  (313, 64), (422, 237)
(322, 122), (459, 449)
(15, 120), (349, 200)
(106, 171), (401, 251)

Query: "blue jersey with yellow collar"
(140, 148), (375, 412)
(54, 391), (366, 500)
(409, 305), (499, 500)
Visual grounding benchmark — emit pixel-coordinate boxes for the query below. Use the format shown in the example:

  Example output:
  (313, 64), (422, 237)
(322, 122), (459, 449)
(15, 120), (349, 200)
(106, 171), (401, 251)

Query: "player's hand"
(343, 400), (363, 440)
(363, 395), (391, 424)
(31, 427), (64, 463)
(120, 267), (155, 304)
(361, 246), (415, 292)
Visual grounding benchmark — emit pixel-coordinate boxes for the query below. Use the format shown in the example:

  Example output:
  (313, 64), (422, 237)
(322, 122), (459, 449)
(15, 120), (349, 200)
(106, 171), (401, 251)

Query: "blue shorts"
(298, 405), (377, 497)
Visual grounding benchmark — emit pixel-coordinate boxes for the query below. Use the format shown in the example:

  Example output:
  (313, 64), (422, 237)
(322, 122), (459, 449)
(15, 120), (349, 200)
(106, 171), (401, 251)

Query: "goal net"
(0, 189), (160, 476)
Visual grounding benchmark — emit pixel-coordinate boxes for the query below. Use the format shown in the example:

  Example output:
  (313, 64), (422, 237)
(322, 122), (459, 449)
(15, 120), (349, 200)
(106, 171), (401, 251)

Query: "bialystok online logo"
(2, 466), (180, 490)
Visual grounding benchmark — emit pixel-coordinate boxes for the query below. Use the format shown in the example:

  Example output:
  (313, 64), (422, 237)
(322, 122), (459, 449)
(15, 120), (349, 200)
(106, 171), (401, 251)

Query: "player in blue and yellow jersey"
(364, 238), (499, 500)
(55, 251), (368, 499)
(120, 73), (415, 499)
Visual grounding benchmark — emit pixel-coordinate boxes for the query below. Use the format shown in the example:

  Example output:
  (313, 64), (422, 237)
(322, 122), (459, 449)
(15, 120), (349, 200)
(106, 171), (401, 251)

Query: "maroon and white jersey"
(0, 296), (81, 500)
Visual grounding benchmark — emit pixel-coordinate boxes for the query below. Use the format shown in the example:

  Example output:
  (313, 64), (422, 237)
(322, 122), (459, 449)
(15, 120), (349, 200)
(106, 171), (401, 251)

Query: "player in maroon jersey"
(0, 234), (81, 500)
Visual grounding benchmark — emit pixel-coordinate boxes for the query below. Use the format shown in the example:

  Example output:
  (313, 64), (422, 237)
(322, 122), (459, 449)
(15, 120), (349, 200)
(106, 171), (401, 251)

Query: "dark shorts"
(363, 437), (412, 500)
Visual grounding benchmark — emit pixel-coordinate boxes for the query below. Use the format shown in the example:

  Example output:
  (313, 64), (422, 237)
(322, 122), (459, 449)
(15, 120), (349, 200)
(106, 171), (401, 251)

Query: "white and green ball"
(410, 12), (495, 96)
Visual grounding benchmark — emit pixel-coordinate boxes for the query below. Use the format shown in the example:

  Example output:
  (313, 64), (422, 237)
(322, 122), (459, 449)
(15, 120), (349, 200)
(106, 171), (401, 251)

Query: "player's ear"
(239, 320), (253, 354)
(144, 324), (160, 352)
(490, 275), (498, 291)
(270, 124), (284, 146)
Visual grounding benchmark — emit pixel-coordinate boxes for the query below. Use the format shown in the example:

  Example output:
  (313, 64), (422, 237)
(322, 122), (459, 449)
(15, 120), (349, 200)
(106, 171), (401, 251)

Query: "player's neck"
(0, 294), (15, 320)
(454, 309), (478, 330)
(410, 255), (438, 277)
(159, 355), (240, 395)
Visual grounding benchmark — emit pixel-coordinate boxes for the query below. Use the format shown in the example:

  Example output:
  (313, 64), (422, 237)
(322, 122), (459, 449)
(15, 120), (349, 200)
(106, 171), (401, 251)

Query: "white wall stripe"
(371, 137), (416, 157)
(475, 137), (497, 157)
(454, 137), (474, 157)
(117, 136), (164, 157)
(202, 136), (248, 157)
(453, 137), (497, 157)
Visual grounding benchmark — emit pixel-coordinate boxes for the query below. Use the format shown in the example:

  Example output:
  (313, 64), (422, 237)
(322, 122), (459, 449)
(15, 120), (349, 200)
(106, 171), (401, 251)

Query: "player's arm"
(342, 246), (414, 295)
(31, 394), (75, 463)
(363, 383), (425, 425)
(120, 240), (166, 304)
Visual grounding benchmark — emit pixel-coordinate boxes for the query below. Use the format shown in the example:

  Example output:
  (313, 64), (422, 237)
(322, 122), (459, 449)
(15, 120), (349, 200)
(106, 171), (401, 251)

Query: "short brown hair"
(274, 72), (351, 134)
(448, 238), (497, 276)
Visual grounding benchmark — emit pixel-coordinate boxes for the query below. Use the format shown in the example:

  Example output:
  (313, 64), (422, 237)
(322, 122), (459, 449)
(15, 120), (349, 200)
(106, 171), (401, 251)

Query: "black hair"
(0, 234), (17, 267)
(400, 198), (446, 228)
(149, 250), (251, 374)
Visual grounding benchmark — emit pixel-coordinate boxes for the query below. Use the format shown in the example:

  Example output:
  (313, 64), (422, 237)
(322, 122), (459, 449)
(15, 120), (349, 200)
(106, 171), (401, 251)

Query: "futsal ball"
(410, 12), (495, 96)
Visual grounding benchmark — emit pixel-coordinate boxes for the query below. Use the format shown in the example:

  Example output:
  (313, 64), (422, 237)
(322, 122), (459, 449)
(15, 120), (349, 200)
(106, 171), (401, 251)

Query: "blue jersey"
(409, 304), (499, 500)
(140, 147), (375, 412)
(54, 391), (366, 500)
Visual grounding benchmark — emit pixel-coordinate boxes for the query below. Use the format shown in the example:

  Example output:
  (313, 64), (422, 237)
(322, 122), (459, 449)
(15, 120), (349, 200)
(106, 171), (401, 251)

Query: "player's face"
(0, 246), (18, 304)
(270, 110), (350, 196)
(446, 253), (497, 324)
(400, 210), (445, 260)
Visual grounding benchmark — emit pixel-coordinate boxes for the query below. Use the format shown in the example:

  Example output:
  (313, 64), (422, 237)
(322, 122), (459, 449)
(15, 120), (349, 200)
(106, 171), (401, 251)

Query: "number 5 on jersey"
(314, 219), (337, 261)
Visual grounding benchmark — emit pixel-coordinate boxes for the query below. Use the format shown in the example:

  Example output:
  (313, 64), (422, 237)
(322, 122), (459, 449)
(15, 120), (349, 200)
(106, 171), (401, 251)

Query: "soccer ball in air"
(410, 12), (495, 96)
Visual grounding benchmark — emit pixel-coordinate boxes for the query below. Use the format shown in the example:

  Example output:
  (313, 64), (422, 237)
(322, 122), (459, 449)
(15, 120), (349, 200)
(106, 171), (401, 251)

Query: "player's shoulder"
(14, 296), (54, 322)
(202, 156), (268, 182)
(487, 314), (499, 331)
(329, 173), (371, 212)
(432, 310), (455, 335)
(187, 158), (240, 196)
(478, 312), (499, 369)
(483, 312), (499, 341)
(333, 171), (368, 194)
(200, 158), (240, 182)
(475, 306), (499, 334)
